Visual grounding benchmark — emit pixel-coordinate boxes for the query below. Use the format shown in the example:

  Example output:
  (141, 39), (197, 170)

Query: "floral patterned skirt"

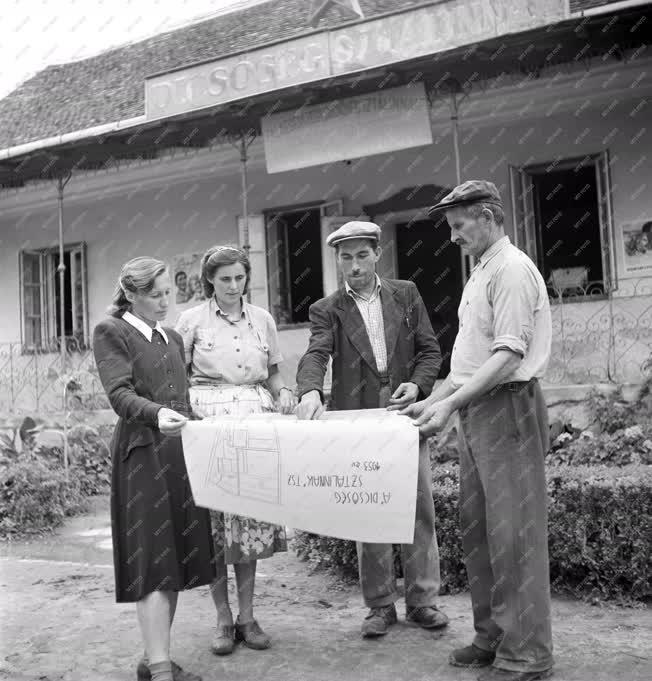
(188, 383), (287, 564)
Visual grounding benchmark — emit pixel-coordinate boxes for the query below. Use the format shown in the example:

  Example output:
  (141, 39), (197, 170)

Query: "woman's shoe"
(234, 617), (271, 650)
(210, 624), (235, 656)
(136, 659), (199, 681)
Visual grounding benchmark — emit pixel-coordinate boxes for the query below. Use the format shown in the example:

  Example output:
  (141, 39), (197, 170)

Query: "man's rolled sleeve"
(489, 260), (538, 358)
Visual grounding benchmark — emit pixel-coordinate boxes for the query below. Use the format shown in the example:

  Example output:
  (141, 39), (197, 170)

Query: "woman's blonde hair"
(107, 256), (168, 317)
(200, 245), (251, 298)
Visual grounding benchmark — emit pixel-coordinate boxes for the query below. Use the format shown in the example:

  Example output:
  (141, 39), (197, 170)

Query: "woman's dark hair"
(107, 256), (168, 317)
(200, 246), (251, 298)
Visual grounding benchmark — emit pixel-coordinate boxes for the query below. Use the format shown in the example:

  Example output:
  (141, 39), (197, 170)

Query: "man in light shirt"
(295, 220), (449, 639)
(403, 181), (554, 681)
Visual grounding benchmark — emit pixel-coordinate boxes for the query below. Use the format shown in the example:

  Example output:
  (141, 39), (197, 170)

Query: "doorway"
(396, 219), (463, 378)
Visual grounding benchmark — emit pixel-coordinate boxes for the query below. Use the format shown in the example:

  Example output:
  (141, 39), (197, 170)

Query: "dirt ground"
(0, 496), (650, 681)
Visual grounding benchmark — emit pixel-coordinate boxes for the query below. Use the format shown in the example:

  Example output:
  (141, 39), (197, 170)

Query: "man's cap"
(427, 180), (503, 216)
(326, 221), (381, 247)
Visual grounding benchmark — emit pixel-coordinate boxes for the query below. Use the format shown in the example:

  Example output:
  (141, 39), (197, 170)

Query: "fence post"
(9, 343), (15, 414)
(62, 379), (69, 481)
(557, 293), (566, 377)
(34, 349), (39, 413)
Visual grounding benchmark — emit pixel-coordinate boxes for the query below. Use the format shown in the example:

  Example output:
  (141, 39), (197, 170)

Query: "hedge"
(547, 464), (651, 601)
(294, 464), (652, 602)
(0, 456), (87, 537)
(0, 421), (111, 538)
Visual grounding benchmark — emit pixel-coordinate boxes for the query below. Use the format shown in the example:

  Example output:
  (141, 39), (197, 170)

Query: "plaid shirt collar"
(345, 274), (382, 302)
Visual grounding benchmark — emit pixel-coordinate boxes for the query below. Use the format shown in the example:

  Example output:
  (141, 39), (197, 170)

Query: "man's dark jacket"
(296, 278), (441, 410)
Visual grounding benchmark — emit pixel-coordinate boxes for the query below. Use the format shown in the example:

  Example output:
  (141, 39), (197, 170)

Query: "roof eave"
(0, 115), (148, 162)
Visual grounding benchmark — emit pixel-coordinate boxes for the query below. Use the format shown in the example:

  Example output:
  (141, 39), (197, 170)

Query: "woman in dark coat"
(93, 256), (214, 681)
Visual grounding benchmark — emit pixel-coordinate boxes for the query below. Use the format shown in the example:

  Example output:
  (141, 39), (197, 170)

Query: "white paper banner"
(181, 409), (419, 543)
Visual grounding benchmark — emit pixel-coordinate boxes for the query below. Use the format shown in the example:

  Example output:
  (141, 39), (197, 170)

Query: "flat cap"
(326, 220), (381, 247)
(427, 180), (503, 216)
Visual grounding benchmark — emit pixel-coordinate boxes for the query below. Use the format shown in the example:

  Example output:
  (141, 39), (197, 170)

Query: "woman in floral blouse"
(175, 245), (295, 656)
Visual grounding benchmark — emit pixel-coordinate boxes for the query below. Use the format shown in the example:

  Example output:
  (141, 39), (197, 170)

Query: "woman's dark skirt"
(110, 424), (215, 603)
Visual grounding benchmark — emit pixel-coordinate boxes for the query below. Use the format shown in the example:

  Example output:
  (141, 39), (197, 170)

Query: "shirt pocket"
(246, 324), (270, 354)
(195, 328), (229, 352)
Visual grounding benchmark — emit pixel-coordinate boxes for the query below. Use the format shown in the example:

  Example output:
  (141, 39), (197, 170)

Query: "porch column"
(56, 174), (71, 368)
(230, 130), (257, 303)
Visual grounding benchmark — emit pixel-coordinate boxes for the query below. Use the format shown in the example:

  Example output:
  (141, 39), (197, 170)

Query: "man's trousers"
(458, 379), (554, 673)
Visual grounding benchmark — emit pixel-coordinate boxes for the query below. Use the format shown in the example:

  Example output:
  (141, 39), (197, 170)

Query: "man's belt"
(379, 374), (391, 386)
(495, 377), (538, 392)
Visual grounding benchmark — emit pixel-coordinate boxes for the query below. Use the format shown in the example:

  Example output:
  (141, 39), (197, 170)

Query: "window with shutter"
(509, 154), (615, 300)
(18, 242), (89, 351)
(263, 200), (345, 325)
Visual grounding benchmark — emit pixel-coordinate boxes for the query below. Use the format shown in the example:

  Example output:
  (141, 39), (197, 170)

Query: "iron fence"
(545, 277), (652, 385)
(0, 336), (109, 415)
(1, 280), (651, 415)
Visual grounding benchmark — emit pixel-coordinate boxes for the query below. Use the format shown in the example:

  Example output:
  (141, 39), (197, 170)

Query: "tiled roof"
(0, 0), (427, 150)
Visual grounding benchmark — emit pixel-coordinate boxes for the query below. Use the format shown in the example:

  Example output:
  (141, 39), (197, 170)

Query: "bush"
(0, 455), (87, 537)
(547, 464), (651, 602)
(295, 464), (652, 602)
(0, 418), (113, 538)
(587, 379), (652, 433)
(548, 425), (652, 466)
(548, 378), (652, 466)
(67, 425), (112, 496)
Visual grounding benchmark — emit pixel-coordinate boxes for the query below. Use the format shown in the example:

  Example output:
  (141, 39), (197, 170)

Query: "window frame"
(18, 241), (89, 352)
(509, 151), (616, 302)
(263, 199), (343, 327)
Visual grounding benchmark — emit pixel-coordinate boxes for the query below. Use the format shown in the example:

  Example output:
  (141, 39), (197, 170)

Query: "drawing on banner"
(205, 419), (282, 504)
(172, 252), (206, 310)
(622, 219), (652, 274)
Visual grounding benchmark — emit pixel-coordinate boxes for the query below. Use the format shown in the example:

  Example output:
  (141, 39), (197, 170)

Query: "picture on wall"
(172, 252), (207, 312)
(622, 219), (652, 274)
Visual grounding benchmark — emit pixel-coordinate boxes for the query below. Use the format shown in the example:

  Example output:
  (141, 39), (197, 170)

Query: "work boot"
(360, 604), (398, 638)
(449, 644), (496, 668)
(405, 605), (449, 629)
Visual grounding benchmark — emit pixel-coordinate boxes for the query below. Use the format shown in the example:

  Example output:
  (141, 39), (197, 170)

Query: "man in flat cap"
(295, 220), (449, 638)
(402, 181), (553, 681)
